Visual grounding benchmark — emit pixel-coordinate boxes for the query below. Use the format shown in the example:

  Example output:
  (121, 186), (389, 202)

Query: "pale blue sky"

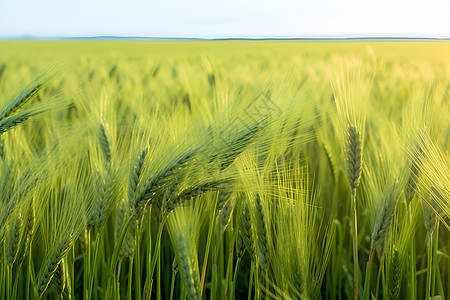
(1, 0), (450, 38)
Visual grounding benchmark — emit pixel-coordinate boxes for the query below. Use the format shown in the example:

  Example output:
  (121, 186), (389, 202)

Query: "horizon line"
(2, 35), (450, 41)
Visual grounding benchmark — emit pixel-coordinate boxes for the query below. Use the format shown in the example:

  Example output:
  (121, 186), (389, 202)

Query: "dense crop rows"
(0, 42), (449, 299)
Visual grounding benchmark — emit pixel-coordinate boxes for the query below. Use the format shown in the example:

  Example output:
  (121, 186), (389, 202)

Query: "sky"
(1, 0), (450, 38)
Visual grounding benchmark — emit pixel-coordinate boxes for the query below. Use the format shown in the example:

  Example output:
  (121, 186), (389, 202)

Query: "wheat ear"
(238, 201), (255, 260)
(155, 183), (178, 224)
(236, 232), (246, 259)
(0, 81), (43, 121)
(54, 258), (71, 300)
(99, 123), (111, 166)
(6, 215), (23, 266)
(37, 236), (73, 297)
(128, 147), (148, 204)
(18, 203), (35, 265)
(174, 236), (201, 300)
(254, 194), (269, 271)
(164, 180), (229, 215)
(213, 119), (265, 170)
(371, 183), (397, 260)
(219, 196), (234, 235)
(0, 160), (12, 199)
(216, 191), (232, 212)
(115, 200), (135, 260)
(0, 112), (35, 135)
(388, 247), (402, 300)
(94, 172), (115, 228)
(422, 188), (442, 234)
(134, 148), (197, 210)
(406, 162), (419, 206)
(346, 124), (362, 195)
(0, 136), (4, 159)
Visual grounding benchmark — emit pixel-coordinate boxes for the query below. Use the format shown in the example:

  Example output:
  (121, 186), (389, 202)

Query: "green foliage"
(0, 41), (448, 300)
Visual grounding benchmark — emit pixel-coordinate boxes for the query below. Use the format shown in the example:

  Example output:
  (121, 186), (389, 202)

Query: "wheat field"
(0, 41), (449, 299)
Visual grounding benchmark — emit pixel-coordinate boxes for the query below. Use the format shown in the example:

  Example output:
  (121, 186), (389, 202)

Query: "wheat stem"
(352, 193), (358, 300)
(346, 124), (362, 300)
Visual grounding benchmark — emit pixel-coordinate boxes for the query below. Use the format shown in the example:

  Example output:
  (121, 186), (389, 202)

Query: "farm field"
(0, 41), (449, 299)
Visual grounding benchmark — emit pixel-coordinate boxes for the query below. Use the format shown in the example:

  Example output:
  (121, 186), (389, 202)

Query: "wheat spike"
(17, 203), (35, 265)
(406, 162), (420, 205)
(121, 220), (136, 260)
(0, 169), (33, 233)
(115, 200), (135, 260)
(172, 257), (178, 273)
(24, 203), (34, 240)
(236, 231), (246, 259)
(422, 188), (441, 234)
(164, 180), (229, 215)
(174, 237), (201, 300)
(135, 148), (197, 210)
(53, 258), (71, 300)
(216, 191), (232, 212)
(219, 197), (234, 234)
(0, 112), (35, 135)
(128, 147), (148, 204)
(156, 183), (178, 223)
(0, 136), (4, 159)
(6, 215), (23, 266)
(371, 183), (397, 257)
(0, 81), (42, 121)
(94, 172), (115, 228)
(254, 194), (270, 270)
(0, 160), (13, 200)
(212, 119), (265, 170)
(99, 123), (111, 166)
(37, 236), (73, 297)
(114, 200), (126, 243)
(238, 201), (255, 260)
(388, 247), (402, 300)
(346, 124), (362, 196)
